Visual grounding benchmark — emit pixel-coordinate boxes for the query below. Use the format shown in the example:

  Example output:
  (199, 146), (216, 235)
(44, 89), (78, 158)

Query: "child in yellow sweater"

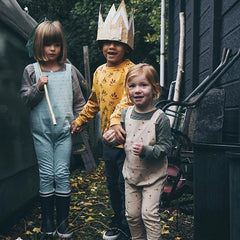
(71, 2), (134, 239)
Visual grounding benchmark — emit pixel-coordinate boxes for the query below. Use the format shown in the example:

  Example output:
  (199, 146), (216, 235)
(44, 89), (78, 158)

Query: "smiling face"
(127, 74), (155, 112)
(102, 41), (128, 67)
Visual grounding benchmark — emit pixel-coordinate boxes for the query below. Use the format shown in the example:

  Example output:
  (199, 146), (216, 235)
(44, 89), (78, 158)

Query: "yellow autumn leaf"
(91, 187), (97, 192)
(77, 191), (86, 194)
(175, 237), (182, 240)
(85, 216), (94, 222)
(168, 216), (174, 221)
(70, 206), (80, 210)
(25, 230), (33, 235)
(83, 202), (93, 206)
(71, 182), (78, 187)
(161, 228), (170, 234)
(91, 176), (100, 180)
(69, 223), (74, 227)
(33, 227), (41, 233)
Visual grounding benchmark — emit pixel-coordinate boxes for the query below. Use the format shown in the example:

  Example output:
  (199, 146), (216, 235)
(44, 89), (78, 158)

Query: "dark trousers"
(103, 143), (128, 230)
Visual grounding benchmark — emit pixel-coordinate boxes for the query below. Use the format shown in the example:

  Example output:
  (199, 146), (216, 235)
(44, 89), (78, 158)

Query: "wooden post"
(166, 12), (185, 127)
(83, 46), (91, 96)
(81, 46), (99, 165)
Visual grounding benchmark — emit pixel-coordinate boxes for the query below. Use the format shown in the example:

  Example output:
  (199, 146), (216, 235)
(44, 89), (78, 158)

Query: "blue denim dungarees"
(31, 63), (73, 196)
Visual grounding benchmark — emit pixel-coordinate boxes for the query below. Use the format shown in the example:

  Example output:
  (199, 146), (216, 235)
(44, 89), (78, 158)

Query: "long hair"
(33, 21), (67, 63)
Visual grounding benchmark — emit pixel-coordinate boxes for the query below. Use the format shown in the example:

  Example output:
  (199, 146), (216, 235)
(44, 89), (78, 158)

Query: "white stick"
(160, 0), (166, 87)
(167, 12), (185, 127)
(37, 62), (57, 126)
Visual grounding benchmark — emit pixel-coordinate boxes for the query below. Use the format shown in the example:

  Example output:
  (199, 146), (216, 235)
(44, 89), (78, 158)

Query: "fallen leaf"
(85, 216), (94, 222)
(32, 227), (41, 233)
(77, 191), (86, 194)
(70, 206), (80, 210)
(161, 228), (170, 234)
(83, 202), (93, 206)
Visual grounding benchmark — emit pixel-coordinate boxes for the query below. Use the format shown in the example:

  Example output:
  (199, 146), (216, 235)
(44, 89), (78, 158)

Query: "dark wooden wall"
(167, 0), (240, 143)
(0, 9), (39, 228)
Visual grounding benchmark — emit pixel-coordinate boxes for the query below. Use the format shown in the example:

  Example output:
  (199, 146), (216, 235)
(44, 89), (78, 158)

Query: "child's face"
(127, 74), (155, 112)
(43, 42), (61, 62)
(102, 41), (126, 67)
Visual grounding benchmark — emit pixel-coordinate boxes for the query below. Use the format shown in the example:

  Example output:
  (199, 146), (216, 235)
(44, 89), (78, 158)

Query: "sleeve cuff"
(75, 117), (84, 126)
(141, 145), (154, 160)
(110, 118), (121, 127)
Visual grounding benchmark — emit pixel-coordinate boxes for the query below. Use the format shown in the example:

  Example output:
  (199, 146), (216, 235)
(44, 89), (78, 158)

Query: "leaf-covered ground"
(0, 160), (194, 240)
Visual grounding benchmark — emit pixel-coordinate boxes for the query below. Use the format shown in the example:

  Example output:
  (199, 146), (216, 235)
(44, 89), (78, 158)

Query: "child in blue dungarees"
(20, 20), (85, 238)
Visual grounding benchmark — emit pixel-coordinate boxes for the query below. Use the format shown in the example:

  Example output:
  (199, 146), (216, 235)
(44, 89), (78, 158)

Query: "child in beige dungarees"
(103, 63), (172, 240)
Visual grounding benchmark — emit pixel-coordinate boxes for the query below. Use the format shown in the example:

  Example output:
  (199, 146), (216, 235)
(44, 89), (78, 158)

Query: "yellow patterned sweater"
(75, 59), (134, 134)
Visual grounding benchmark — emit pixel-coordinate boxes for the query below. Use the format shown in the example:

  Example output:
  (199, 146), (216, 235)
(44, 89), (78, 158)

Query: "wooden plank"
(72, 128), (96, 171)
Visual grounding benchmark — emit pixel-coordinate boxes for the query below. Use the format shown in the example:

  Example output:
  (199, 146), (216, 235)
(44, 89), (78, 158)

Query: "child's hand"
(71, 120), (82, 134)
(132, 143), (144, 156)
(37, 75), (48, 90)
(103, 128), (117, 145)
(110, 124), (126, 144)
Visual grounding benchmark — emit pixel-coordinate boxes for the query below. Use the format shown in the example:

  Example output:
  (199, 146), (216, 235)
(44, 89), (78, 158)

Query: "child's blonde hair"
(125, 63), (161, 100)
(33, 21), (67, 63)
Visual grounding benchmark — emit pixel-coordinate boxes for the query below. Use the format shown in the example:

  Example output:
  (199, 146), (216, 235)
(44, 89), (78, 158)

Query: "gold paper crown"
(97, 0), (134, 50)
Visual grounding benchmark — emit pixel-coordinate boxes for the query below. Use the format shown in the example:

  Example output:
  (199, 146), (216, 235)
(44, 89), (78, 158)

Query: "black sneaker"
(102, 228), (121, 240)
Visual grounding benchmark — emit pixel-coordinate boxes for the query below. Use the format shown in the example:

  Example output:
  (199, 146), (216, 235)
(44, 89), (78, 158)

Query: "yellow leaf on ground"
(85, 216), (94, 222)
(83, 202), (93, 206)
(71, 182), (78, 187)
(161, 228), (170, 234)
(91, 187), (97, 192)
(77, 191), (86, 194)
(70, 206), (80, 210)
(32, 227), (41, 233)
(25, 231), (33, 235)
(168, 216), (174, 221)
(175, 237), (182, 240)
